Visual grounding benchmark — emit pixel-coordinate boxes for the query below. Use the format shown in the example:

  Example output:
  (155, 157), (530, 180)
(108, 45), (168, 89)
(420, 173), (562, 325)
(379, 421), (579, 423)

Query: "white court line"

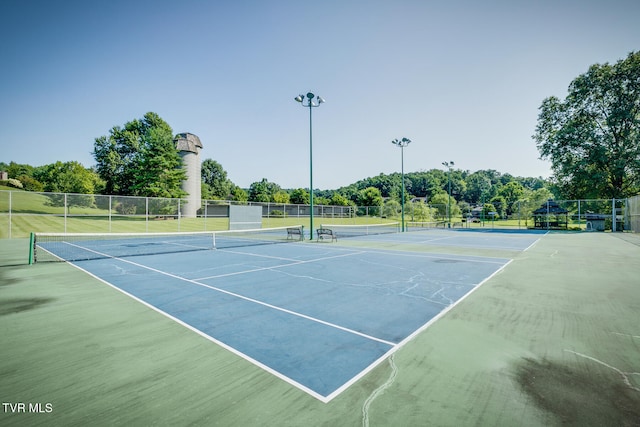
(59, 239), (514, 403)
(62, 241), (394, 347)
(215, 236), (513, 264)
(329, 245), (509, 265)
(382, 235), (534, 251)
(193, 251), (367, 280)
(64, 260), (331, 402)
(322, 257), (515, 402)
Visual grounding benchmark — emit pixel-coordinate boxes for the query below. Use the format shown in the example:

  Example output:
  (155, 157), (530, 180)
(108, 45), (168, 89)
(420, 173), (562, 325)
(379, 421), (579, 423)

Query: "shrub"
(115, 202), (137, 215)
(3, 178), (24, 189)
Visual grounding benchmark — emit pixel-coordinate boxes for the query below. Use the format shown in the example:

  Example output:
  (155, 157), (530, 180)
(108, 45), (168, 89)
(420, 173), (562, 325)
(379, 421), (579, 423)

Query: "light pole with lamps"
(392, 138), (411, 232)
(295, 92), (325, 240)
(442, 161), (454, 227)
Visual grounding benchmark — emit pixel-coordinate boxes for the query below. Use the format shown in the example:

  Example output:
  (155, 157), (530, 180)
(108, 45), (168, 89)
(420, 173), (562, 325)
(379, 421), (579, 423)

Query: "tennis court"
(32, 226), (517, 401)
(2, 227), (639, 426)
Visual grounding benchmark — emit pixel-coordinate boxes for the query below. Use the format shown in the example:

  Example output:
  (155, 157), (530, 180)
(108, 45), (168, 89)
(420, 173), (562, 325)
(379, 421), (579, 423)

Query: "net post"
(28, 232), (35, 265)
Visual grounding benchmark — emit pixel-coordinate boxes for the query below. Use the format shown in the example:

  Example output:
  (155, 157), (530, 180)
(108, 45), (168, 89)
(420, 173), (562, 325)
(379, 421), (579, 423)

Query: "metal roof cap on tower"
(174, 133), (203, 153)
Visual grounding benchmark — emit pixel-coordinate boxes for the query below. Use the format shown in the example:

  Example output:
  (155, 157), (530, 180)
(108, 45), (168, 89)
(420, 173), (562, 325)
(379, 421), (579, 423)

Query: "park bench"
(287, 227), (303, 241)
(316, 228), (337, 242)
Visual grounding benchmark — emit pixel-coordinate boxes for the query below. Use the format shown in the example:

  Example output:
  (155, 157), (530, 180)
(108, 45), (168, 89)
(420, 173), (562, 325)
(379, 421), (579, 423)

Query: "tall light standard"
(442, 161), (454, 227)
(295, 92), (325, 240)
(392, 138), (411, 232)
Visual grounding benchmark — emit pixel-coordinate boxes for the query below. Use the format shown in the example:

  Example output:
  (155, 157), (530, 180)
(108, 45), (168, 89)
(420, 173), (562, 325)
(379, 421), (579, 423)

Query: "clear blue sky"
(1, 0), (638, 190)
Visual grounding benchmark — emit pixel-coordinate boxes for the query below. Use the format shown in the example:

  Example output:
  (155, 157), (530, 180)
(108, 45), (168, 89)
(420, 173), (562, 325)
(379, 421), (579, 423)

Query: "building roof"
(174, 133), (203, 153)
(533, 199), (568, 214)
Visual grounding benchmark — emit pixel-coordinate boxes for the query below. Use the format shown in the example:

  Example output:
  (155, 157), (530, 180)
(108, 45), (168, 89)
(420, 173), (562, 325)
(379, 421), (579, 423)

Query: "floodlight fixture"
(392, 137), (412, 231)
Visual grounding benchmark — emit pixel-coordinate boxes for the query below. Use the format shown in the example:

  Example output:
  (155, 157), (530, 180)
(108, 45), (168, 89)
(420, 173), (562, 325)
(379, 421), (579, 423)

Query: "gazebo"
(533, 200), (569, 229)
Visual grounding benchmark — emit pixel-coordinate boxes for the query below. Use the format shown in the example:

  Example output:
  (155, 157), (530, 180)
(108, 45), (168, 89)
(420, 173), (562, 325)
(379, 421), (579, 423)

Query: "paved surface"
(1, 232), (639, 426)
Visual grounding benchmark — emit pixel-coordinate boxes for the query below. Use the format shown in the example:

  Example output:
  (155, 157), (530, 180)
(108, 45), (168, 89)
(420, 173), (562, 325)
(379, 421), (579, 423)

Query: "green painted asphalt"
(1, 232), (638, 426)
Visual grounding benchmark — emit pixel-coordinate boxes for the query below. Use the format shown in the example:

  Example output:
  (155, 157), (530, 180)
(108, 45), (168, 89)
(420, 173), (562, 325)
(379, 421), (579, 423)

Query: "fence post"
(577, 200), (581, 230)
(64, 193), (68, 233)
(8, 191), (12, 239)
(204, 200), (208, 231)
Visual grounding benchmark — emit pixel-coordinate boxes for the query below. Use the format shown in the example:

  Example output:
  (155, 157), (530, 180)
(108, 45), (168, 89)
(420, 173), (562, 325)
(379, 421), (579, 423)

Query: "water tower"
(174, 132), (203, 217)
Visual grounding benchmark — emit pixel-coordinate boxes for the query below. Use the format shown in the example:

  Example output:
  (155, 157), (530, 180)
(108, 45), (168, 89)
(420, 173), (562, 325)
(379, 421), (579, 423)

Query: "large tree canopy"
(248, 178), (281, 202)
(32, 161), (103, 210)
(534, 51), (640, 199)
(33, 161), (103, 195)
(93, 112), (186, 198)
(201, 159), (232, 199)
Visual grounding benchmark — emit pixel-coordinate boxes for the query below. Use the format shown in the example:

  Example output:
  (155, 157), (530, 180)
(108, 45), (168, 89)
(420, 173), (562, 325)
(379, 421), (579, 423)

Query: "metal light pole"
(442, 161), (454, 227)
(295, 92), (325, 240)
(392, 138), (411, 231)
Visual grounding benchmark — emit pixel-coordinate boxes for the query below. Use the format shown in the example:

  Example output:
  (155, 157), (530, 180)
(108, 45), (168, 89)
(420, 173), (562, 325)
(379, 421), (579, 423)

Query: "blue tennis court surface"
(50, 234), (527, 402)
(356, 228), (544, 251)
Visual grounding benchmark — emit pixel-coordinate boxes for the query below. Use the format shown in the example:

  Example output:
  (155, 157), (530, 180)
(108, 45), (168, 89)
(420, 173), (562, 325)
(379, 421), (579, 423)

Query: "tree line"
(0, 156), (548, 208)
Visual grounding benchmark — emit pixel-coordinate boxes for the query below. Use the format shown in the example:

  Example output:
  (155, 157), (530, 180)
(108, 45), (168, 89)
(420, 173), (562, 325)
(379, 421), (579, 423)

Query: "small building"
(585, 213), (607, 231)
(0, 171), (8, 180)
(533, 200), (568, 229)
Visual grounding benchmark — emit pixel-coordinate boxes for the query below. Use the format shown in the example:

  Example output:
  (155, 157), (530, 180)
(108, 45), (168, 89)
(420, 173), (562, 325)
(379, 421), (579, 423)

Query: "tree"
(329, 193), (350, 206)
(357, 187), (383, 216)
(230, 185), (248, 202)
(201, 159), (232, 199)
(483, 203), (497, 220)
(130, 115), (186, 198)
(248, 178), (280, 202)
(464, 172), (493, 203)
(383, 198), (401, 218)
(314, 196), (331, 205)
(290, 188), (309, 205)
(33, 161), (102, 194)
(93, 124), (141, 195)
(407, 170), (445, 199)
(93, 112), (185, 197)
(534, 51), (640, 199)
(5, 162), (36, 179)
(357, 187), (383, 206)
(489, 195), (507, 218)
(272, 190), (290, 204)
(429, 192), (460, 220)
(32, 161), (104, 211)
(408, 200), (435, 222)
(441, 169), (466, 202)
(497, 181), (525, 215)
(16, 175), (43, 192)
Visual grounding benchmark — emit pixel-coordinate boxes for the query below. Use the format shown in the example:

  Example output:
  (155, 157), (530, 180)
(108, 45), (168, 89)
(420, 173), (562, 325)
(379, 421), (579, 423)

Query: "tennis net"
(29, 225), (304, 263)
(405, 221), (447, 231)
(319, 222), (400, 238)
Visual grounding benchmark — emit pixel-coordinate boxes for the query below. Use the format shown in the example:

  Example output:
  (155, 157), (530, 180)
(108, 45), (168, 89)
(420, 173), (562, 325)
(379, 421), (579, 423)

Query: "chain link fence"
(383, 197), (629, 231)
(1, 189), (636, 238)
(0, 190), (360, 238)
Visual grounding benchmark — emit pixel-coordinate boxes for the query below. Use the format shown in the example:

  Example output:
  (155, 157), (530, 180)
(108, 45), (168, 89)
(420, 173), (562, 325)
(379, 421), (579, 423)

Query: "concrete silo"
(174, 132), (203, 217)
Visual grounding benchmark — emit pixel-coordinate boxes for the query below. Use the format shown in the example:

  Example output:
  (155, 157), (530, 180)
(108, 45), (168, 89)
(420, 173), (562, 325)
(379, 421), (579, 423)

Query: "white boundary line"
(322, 258), (514, 402)
(65, 261), (330, 402)
(56, 239), (514, 403)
